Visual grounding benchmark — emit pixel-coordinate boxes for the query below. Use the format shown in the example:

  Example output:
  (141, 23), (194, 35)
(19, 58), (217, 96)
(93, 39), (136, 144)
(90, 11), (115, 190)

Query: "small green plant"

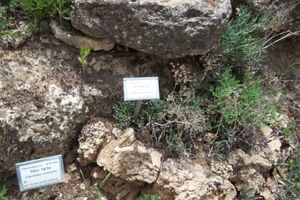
(137, 194), (161, 200)
(0, 185), (8, 200)
(10, 0), (71, 20)
(220, 6), (265, 67)
(239, 186), (256, 200)
(287, 145), (300, 197)
(79, 47), (91, 65)
(113, 101), (135, 129)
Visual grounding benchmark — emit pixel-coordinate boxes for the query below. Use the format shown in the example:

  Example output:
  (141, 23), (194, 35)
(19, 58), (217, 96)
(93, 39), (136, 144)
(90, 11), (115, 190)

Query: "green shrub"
(208, 68), (279, 139)
(10, 0), (71, 20)
(0, 186), (8, 200)
(137, 194), (161, 200)
(113, 101), (135, 129)
(287, 145), (300, 197)
(0, 5), (10, 32)
(220, 6), (265, 67)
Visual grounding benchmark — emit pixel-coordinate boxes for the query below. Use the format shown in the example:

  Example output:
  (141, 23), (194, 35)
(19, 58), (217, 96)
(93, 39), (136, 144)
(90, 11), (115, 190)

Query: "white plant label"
(123, 77), (160, 101)
(16, 155), (65, 192)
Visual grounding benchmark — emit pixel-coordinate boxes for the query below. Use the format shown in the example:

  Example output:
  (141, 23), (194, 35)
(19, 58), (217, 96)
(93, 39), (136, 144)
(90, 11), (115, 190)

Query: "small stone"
(80, 183), (87, 190)
(261, 126), (273, 138)
(64, 173), (72, 183)
(67, 163), (77, 172)
(203, 132), (217, 143)
(91, 167), (102, 179)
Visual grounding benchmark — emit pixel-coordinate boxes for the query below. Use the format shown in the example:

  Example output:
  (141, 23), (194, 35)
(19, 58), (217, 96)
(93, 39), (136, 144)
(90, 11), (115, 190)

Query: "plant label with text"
(16, 155), (65, 192)
(123, 77), (160, 101)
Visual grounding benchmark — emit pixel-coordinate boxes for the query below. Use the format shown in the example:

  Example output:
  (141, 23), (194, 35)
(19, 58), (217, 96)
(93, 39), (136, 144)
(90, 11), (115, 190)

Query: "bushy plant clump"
(114, 64), (282, 155)
(114, 64), (206, 154)
(9, 0), (71, 20)
(207, 68), (279, 139)
(220, 6), (266, 67)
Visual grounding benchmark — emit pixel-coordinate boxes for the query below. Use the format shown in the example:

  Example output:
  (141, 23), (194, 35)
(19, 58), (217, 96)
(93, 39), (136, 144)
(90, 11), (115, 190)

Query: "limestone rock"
(154, 159), (237, 200)
(50, 21), (115, 51)
(71, 0), (232, 58)
(228, 149), (274, 172)
(97, 128), (162, 184)
(77, 121), (116, 166)
(0, 40), (85, 178)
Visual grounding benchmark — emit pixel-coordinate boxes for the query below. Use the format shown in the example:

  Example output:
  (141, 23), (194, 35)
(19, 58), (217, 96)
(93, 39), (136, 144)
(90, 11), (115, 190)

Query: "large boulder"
(0, 42), (85, 179)
(71, 0), (232, 58)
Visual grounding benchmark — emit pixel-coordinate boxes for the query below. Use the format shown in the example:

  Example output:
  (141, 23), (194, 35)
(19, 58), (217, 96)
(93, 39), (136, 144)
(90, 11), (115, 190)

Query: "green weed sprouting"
(0, 185), (8, 200)
(79, 47), (91, 65)
(137, 194), (161, 200)
(220, 6), (265, 67)
(287, 145), (300, 197)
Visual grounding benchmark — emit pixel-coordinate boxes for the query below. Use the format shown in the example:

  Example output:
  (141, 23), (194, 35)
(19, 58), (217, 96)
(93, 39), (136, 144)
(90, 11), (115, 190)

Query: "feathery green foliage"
(137, 194), (161, 200)
(0, 186), (8, 200)
(221, 6), (265, 67)
(208, 68), (279, 138)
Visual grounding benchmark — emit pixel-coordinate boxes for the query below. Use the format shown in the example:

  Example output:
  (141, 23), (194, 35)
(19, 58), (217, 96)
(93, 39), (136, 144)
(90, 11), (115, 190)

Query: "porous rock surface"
(212, 127), (282, 196)
(91, 166), (142, 200)
(97, 128), (162, 184)
(154, 158), (237, 200)
(0, 42), (85, 177)
(71, 0), (232, 58)
(77, 121), (120, 166)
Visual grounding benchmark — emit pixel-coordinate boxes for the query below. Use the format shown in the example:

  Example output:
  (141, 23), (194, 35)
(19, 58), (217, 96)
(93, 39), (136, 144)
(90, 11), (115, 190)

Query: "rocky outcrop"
(77, 121), (119, 166)
(217, 127), (282, 196)
(71, 0), (232, 58)
(154, 158), (237, 200)
(97, 128), (162, 184)
(0, 42), (85, 178)
(50, 21), (115, 51)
